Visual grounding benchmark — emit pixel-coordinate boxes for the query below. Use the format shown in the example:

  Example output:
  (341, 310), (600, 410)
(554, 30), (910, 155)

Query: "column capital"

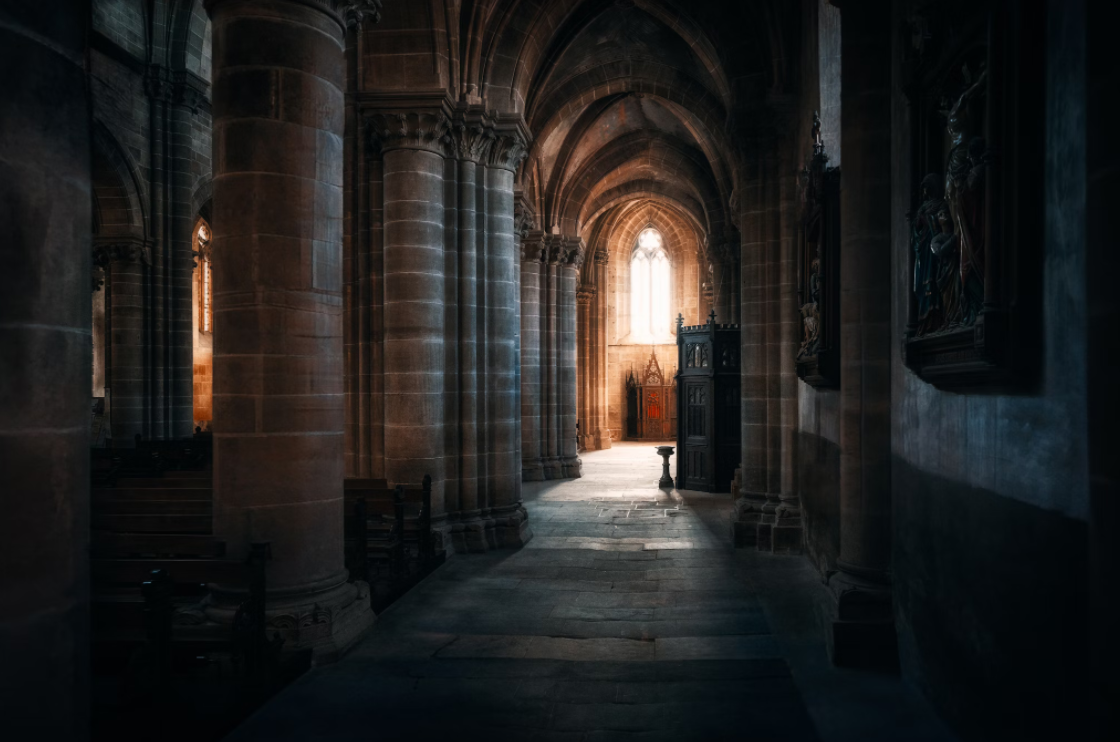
(205, 0), (382, 29)
(515, 190), (536, 240)
(576, 288), (596, 305)
(560, 236), (584, 270)
(94, 236), (151, 267)
(366, 107), (452, 156)
(594, 248), (609, 265)
(521, 231), (549, 263)
(448, 107), (495, 163)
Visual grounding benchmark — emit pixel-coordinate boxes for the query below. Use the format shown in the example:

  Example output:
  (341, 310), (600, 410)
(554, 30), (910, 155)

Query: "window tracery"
(630, 227), (671, 342)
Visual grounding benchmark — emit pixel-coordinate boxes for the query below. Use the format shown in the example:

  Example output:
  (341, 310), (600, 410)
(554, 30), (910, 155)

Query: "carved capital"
(367, 110), (451, 156)
(94, 237), (151, 268)
(514, 190), (536, 240)
(488, 130), (528, 172)
(576, 288), (596, 305)
(521, 231), (548, 264)
(560, 237), (584, 269)
(447, 113), (494, 163)
(337, 0), (382, 27)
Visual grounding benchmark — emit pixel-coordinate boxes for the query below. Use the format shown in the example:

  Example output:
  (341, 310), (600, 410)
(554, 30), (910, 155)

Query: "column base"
(560, 456), (583, 479)
(452, 511), (491, 553)
(771, 501), (803, 554)
(450, 508), (533, 552)
(542, 457), (562, 479)
(495, 504), (534, 548)
(731, 495), (766, 547)
(592, 430), (612, 450)
(522, 458), (545, 481)
(826, 569), (899, 671)
(204, 576), (374, 664)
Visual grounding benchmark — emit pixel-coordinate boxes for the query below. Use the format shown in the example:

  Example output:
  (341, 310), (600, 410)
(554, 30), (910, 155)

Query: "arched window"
(196, 221), (212, 334)
(630, 227), (671, 342)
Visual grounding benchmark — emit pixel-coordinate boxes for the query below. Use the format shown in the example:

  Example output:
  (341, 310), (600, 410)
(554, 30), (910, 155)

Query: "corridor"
(226, 444), (955, 742)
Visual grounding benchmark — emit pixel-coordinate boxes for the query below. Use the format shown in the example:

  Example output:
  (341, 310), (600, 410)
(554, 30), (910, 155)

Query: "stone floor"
(224, 443), (958, 741)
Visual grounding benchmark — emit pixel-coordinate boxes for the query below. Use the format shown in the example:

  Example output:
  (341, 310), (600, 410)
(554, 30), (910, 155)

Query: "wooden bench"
(105, 543), (277, 698)
(344, 481), (405, 582)
(343, 475), (435, 584)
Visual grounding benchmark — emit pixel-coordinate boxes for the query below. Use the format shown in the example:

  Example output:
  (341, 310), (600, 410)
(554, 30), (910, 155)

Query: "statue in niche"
(930, 205), (962, 323)
(910, 173), (946, 334)
(797, 256), (821, 359)
(943, 66), (989, 327)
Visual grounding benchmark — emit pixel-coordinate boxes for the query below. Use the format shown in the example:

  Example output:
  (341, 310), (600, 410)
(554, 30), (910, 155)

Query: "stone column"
(829, 0), (896, 669)
(542, 240), (562, 479)
(487, 125), (531, 545)
(576, 287), (594, 450)
(733, 152), (772, 546)
(96, 239), (149, 445)
(448, 111), (489, 549)
(521, 234), (546, 480)
(773, 152), (804, 553)
(207, 0), (376, 659)
(559, 239), (584, 478)
(370, 107), (449, 500)
(593, 248), (613, 450)
(0, 2), (91, 735)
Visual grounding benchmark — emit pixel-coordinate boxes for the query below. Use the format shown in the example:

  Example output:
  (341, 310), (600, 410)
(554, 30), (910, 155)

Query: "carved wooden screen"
(675, 313), (740, 492)
(626, 351), (676, 440)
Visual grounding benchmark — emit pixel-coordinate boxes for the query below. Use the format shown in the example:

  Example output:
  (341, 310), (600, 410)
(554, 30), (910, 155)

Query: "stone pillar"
(773, 152), (804, 553)
(487, 126), (530, 545)
(559, 239), (584, 478)
(0, 2), (91, 735)
(593, 248), (612, 450)
(207, 0), (375, 659)
(97, 239), (149, 445)
(576, 287), (594, 450)
(521, 234), (546, 480)
(541, 240), (562, 479)
(733, 153), (772, 546)
(829, 0), (896, 669)
(448, 111), (488, 548)
(370, 107), (449, 500)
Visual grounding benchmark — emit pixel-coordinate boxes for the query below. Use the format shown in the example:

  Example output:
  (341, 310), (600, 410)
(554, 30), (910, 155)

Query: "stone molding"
(594, 248), (609, 265)
(204, 0), (382, 29)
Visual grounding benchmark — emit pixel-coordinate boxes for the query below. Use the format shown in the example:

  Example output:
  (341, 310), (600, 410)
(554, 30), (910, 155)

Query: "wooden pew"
(344, 481), (405, 582)
(343, 474), (437, 585)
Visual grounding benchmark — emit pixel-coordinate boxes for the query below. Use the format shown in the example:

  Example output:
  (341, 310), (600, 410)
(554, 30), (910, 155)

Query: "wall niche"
(901, 0), (1043, 389)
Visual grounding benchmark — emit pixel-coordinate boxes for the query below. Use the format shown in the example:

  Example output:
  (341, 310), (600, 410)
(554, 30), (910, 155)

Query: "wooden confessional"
(675, 312), (740, 492)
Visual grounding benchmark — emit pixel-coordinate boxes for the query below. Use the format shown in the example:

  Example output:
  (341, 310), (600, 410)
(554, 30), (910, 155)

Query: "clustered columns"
(830, 0), (896, 669)
(520, 233), (583, 480)
(363, 104), (531, 553)
(144, 52), (209, 441)
(1, 3), (92, 736)
(574, 248), (612, 453)
(206, 0), (377, 659)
